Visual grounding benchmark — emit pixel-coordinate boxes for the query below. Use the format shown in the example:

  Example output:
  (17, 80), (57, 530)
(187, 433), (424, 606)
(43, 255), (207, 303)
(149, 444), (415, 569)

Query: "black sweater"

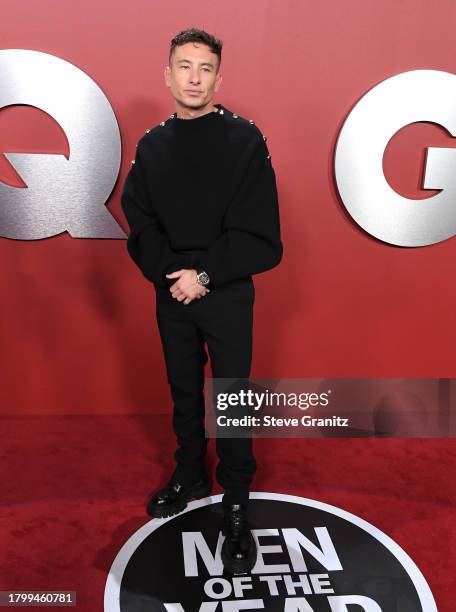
(120, 102), (283, 289)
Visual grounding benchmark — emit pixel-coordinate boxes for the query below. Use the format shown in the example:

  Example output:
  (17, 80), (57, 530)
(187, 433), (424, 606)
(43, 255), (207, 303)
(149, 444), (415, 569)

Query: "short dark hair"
(169, 28), (223, 71)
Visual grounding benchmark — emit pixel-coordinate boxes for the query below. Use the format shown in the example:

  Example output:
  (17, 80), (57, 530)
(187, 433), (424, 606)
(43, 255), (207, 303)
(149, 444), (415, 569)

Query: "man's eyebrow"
(177, 58), (214, 67)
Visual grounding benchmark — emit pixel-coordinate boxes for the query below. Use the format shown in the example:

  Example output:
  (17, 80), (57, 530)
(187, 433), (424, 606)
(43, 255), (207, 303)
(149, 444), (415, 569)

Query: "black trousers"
(154, 274), (257, 509)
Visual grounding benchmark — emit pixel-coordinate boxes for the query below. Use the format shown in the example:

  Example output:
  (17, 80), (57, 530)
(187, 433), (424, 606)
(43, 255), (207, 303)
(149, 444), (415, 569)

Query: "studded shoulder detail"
(143, 113), (175, 135)
(161, 113), (177, 126)
(230, 109), (271, 162)
(230, 110), (260, 131)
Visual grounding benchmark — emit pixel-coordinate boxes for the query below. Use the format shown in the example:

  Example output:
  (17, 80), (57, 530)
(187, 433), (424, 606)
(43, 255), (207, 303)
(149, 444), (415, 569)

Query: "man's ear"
(214, 72), (222, 93)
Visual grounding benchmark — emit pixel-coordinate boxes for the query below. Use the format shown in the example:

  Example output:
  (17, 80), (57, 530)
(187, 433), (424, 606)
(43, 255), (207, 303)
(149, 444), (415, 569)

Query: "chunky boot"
(146, 473), (211, 518)
(221, 503), (257, 575)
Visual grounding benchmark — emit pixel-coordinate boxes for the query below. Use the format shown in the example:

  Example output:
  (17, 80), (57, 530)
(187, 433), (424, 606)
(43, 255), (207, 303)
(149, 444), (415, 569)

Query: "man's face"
(165, 42), (222, 111)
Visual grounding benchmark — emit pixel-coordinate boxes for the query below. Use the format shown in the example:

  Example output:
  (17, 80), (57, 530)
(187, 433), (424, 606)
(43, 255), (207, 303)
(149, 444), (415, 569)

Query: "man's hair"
(169, 28), (223, 72)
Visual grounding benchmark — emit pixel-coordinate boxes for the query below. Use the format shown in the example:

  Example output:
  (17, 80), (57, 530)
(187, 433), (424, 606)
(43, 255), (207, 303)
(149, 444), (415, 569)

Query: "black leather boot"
(221, 503), (257, 575)
(146, 473), (211, 518)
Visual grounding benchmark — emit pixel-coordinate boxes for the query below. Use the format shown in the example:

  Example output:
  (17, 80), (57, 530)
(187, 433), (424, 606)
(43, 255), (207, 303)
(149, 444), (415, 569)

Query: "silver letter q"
(0, 49), (125, 239)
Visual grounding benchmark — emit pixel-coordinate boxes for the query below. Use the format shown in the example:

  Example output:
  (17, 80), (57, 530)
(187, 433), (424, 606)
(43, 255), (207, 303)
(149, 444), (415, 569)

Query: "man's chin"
(182, 97), (208, 109)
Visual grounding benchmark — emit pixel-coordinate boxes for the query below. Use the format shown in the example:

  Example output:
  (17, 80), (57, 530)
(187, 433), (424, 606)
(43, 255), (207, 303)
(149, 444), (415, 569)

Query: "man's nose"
(189, 69), (201, 84)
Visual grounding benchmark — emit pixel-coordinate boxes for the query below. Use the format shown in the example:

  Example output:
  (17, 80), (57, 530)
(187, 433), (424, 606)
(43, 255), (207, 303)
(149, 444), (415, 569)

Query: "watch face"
(198, 272), (210, 285)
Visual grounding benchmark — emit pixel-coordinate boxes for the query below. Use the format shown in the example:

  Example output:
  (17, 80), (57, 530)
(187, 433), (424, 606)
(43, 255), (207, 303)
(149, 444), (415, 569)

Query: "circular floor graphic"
(104, 492), (437, 611)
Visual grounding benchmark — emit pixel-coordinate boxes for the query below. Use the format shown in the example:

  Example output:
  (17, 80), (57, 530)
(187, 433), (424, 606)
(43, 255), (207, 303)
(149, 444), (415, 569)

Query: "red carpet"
(0, 415), (453, 610)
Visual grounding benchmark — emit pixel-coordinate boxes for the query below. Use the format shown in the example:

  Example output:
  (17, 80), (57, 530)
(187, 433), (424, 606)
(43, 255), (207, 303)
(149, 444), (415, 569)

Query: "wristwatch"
(196, 269), (211, 286)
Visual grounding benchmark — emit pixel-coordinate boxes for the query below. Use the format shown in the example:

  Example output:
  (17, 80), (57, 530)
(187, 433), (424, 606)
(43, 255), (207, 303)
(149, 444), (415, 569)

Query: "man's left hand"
(166, 269), (210, 305)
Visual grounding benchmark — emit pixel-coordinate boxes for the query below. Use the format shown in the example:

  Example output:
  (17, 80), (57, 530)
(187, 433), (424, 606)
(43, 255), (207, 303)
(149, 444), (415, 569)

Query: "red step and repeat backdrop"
(1, 0), (456, 415)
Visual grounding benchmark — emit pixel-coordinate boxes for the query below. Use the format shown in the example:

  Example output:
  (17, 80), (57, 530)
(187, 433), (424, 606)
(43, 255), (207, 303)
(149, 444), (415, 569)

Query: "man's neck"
(175, 103), (218, 120)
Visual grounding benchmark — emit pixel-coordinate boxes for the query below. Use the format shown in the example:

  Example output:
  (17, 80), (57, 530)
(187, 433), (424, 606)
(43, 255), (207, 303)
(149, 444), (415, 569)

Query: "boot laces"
(227, 506), (247, 538)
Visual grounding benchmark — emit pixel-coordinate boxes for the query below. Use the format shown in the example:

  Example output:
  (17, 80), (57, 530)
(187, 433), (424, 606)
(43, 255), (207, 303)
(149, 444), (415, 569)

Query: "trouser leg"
(197, 279), (257, 509)
(155, 294), (209, 487)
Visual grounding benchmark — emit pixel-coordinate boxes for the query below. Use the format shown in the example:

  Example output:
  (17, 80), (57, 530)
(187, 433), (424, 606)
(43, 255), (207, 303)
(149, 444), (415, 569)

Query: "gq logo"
(1, 52), (455, 247)
(0, 49), (125, 239)
(335, 69), (456, 247)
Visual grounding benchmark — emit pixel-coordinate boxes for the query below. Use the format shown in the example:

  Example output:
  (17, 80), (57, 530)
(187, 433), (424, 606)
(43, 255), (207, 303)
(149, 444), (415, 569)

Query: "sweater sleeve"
(120, 143), (184, 286)
(196, 132), (283, 288)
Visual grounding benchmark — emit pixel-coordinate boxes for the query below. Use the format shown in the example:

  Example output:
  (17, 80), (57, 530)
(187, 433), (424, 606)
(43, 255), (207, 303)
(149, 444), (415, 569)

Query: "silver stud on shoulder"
(160, 121), (165, 126)
(233, 113), (238, 118)
(131, 159), (135, 164)
(266, 154), (271, 159)
(145, 128), (150, 134)
(249, 119), (255, 124)
(219, 108), (224, 114)
(263, 135), (267, 141)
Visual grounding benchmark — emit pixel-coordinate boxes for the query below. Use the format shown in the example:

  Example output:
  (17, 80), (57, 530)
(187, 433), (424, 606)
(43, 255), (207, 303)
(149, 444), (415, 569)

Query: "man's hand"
(166, 269), (210, 305)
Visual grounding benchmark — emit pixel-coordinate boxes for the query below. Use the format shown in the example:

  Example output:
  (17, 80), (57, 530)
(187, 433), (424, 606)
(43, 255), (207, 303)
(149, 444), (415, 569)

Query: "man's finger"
(166, 270), (184, 278)
(173, 290), (187, 300)
(170, 279), (185, 290)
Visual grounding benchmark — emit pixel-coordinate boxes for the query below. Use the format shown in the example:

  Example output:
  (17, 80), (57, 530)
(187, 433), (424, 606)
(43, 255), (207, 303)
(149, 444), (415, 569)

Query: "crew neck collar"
(172, 103), (224, 124)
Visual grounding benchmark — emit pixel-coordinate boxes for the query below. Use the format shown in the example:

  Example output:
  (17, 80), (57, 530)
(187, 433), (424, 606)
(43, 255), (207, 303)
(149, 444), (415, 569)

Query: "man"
(121, 27), (282, 575)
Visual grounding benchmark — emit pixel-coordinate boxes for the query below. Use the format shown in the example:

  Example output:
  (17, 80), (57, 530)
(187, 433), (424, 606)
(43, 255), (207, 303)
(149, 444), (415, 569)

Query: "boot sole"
(147, 480), (212, 519)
